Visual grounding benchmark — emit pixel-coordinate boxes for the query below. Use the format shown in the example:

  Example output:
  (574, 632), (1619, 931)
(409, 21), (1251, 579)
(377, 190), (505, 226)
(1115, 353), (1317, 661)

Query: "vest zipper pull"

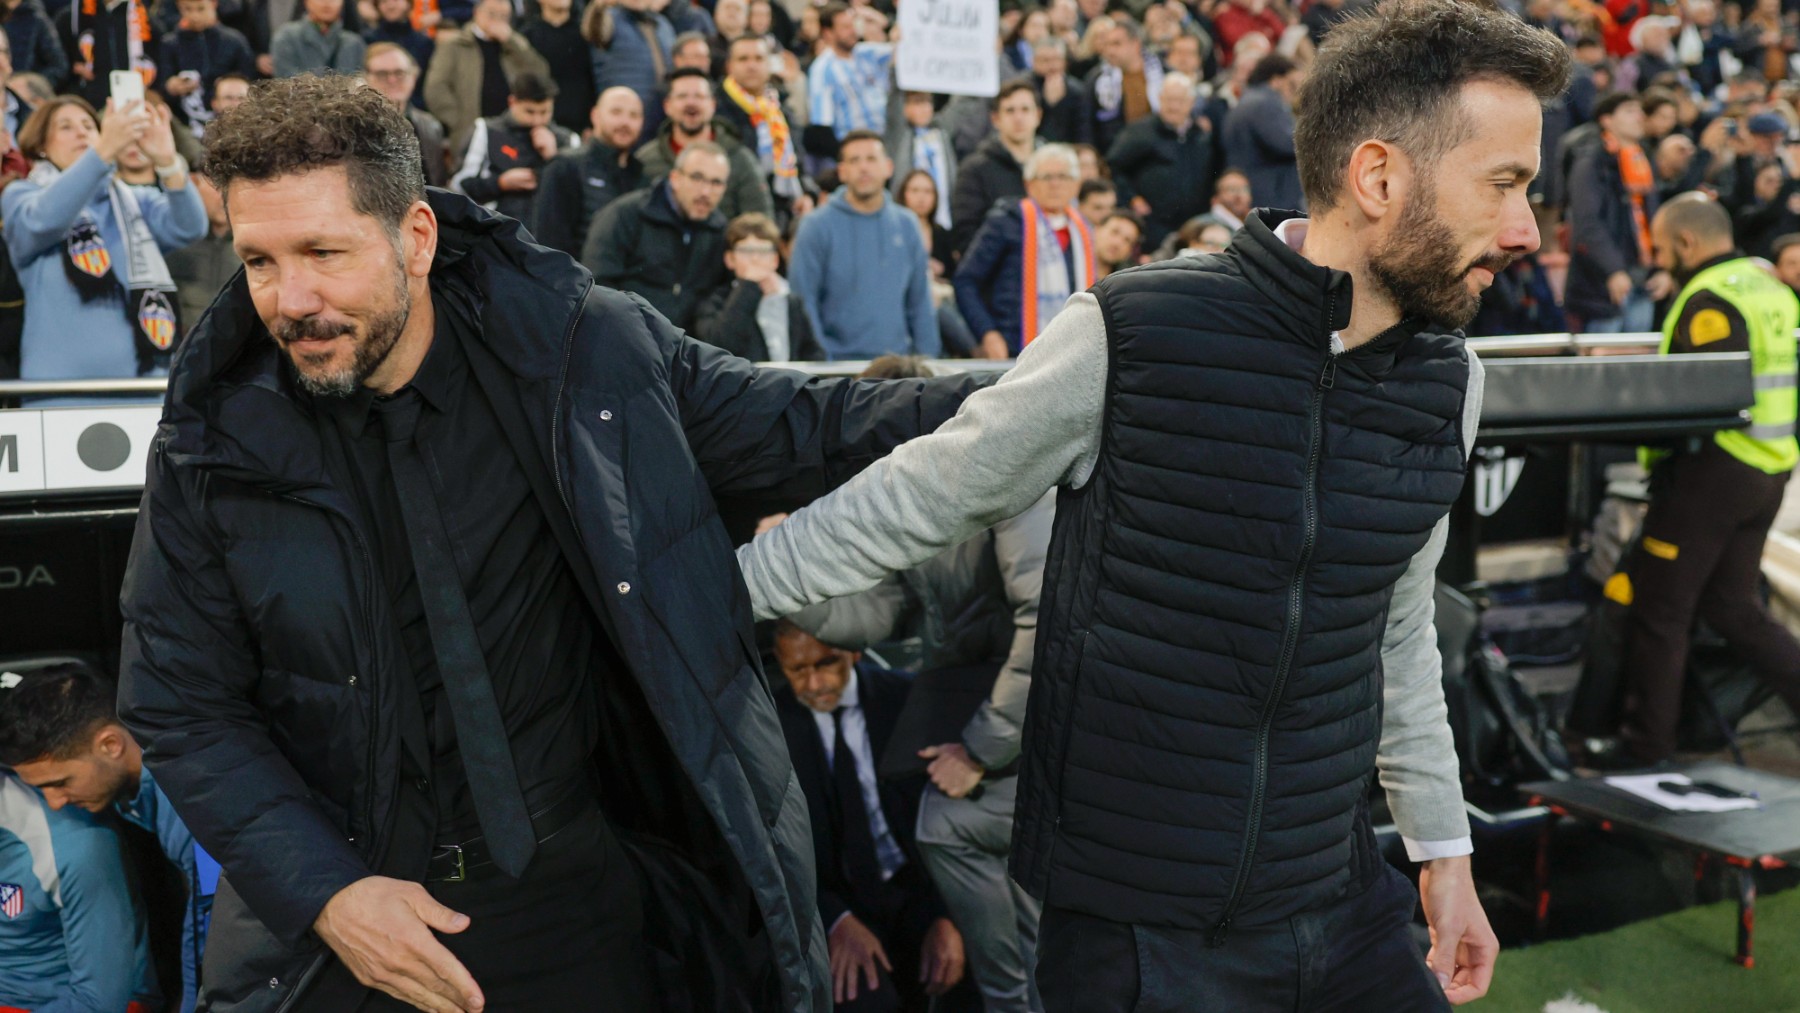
(1319, 356), (1337, 390)
(1207, 917), (1232, 948)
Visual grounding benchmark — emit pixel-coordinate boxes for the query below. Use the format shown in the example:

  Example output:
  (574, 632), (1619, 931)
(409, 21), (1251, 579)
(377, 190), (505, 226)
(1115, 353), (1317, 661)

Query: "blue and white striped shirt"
(808, 43), (894, 139)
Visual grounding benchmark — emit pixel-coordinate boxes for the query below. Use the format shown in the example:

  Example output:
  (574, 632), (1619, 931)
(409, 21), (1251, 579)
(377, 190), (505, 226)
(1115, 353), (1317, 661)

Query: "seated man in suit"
(770, 621), (968, 1012)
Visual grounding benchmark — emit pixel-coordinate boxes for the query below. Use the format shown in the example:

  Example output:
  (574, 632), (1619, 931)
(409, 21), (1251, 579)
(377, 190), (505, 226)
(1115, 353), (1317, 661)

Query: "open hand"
(314, 876), (484, 1013)
(827, 913), (891, 1004)
(95, 100), (149, 165)
(139, 101), (179, 170)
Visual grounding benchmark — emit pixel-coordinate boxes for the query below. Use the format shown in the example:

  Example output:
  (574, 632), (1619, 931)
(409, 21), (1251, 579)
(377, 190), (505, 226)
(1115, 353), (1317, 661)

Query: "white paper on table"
(1603, 773), (1762, 813)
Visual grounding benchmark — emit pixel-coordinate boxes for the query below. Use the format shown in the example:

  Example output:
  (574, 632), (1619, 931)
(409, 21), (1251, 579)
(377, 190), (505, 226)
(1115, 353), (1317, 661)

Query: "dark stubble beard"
(1366, 176), (1516, 331)
(278, 260), (413, 399)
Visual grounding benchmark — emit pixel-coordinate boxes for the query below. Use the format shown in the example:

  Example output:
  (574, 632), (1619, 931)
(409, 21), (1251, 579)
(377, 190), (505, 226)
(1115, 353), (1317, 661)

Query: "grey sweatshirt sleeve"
(1375, 349), (1486, 859)
(735, 292), (1108, 621)
(787, 573), (911, 650)
(961, 489), (1055, 769)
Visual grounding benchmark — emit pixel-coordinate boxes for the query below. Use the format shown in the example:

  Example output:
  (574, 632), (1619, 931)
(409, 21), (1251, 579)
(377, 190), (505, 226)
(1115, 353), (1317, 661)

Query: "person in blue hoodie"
(2, 95), (206, 398)
(0, 769), (157, 1013)
(1, 664), (214, 1013)
(788, 129), (939, 360)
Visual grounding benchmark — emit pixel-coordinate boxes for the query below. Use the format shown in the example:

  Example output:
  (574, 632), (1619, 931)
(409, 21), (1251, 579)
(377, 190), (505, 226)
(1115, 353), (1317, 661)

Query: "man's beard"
(278, 265), (412, 398)
(1367, 181), (1515, 331)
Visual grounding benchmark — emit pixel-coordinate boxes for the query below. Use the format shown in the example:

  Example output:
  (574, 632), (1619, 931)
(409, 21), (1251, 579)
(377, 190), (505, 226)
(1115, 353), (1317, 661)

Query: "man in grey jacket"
(270, 0), (365, 77)
(741, 3), (1571, 1008)
(780, 356), (1052, 1013)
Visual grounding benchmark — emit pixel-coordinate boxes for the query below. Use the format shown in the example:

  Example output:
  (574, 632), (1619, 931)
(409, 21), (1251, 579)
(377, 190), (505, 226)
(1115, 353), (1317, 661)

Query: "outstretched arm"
(736, 292), (1110, 620)
(1376, 349), (1493, 1007)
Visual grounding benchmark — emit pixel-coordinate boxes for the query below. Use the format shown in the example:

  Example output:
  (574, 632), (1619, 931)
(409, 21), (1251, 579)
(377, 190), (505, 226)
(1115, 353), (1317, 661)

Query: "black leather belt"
(425, 794), (593, 882)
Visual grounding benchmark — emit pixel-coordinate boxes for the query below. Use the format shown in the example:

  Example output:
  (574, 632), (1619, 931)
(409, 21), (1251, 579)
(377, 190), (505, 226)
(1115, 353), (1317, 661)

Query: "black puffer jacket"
(117, 189), (981, 1012)
(582, 179), (730, 329)
(948, 134), (1028, 259)
(1106, 116), (1216, 241)
(1012, 213), (1474, 934)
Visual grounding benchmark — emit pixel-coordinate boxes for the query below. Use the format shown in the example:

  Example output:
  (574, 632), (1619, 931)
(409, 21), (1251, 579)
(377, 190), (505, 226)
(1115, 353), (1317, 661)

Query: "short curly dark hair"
(1294, 0), (1572, 212)
(202, 73), (424, 231)
(0, 662), (117, 766)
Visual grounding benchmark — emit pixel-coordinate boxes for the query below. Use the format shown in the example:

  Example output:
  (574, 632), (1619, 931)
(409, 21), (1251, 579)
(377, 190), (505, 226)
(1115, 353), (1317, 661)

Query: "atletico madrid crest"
(67, 219), (110, 278)
(138, 291), (177, 351)
(0, 882), (23, 919)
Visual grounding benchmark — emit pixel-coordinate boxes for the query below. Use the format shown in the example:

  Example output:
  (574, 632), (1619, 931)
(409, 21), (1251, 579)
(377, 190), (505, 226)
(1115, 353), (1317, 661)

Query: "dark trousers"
(361, 804), (653, 1012)
(1621, 442), (1800, 762)
(1036, 864), (1450, 1013)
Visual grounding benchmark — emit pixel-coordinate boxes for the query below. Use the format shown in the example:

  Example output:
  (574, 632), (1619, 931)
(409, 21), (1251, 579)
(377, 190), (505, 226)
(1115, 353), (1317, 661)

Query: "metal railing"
(0, 333), (1678, 398)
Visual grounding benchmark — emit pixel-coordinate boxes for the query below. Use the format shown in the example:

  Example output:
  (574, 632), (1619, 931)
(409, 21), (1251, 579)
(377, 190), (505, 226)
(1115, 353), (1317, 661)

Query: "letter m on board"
(0, 434), (15, 473)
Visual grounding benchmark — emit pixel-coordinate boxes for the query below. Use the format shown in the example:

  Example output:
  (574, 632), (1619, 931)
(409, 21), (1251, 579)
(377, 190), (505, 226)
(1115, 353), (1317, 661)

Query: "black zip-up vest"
(1011, 212), (1475, 934)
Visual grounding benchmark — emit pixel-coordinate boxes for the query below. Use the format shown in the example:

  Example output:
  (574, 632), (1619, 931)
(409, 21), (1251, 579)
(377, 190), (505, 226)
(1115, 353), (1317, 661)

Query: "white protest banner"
(896, 0), (1000, 98)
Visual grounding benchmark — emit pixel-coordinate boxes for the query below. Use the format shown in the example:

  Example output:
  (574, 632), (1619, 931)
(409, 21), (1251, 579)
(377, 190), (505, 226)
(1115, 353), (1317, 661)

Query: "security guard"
(1617, 192), (1800, 764)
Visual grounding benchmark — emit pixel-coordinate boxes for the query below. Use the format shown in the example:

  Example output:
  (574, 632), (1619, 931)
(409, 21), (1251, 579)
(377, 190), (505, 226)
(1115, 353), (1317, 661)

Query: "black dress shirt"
(317, 272), (616, 840)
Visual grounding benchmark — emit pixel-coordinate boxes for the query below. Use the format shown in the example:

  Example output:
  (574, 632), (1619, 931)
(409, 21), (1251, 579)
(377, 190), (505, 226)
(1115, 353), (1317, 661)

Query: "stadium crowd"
(4, 0), (1800, 1011)
(10, 0), (1800, 386)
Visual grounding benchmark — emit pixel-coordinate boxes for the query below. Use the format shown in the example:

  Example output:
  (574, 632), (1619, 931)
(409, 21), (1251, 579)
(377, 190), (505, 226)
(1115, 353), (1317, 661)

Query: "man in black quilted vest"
(739, 2), (1571, 1009)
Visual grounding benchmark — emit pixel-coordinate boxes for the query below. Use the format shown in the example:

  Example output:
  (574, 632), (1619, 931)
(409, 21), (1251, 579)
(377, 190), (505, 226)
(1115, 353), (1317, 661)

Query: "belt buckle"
(437, 844), (467, 883)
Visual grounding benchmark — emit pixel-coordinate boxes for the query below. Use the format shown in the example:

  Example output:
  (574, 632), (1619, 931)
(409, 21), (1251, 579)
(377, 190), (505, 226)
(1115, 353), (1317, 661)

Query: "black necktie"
(376, 391), (536, 877)
(830, 707), (885, 900)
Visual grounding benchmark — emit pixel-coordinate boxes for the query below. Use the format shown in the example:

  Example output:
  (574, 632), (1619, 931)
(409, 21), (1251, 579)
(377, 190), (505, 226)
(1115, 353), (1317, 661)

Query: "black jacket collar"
(1230, 210), (1437, 375)
(1233, 209), (1354, 340)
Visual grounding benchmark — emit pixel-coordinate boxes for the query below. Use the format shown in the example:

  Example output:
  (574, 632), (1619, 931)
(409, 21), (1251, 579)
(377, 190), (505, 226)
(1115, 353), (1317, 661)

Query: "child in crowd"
(694, 211), (822, 361)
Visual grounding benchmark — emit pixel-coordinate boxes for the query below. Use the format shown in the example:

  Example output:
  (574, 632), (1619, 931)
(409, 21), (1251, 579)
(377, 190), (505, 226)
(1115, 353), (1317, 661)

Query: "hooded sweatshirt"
(787, 188), (939, 360)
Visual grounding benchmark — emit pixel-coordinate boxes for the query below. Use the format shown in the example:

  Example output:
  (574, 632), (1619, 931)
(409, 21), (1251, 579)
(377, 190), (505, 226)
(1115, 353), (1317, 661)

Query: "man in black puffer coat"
(117, 75), (980, 1013)
(741, 4), (1571, 1010)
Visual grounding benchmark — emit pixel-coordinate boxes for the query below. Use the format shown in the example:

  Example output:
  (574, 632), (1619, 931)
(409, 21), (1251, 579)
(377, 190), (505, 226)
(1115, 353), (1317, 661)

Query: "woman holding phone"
(2, 95), (206, 401)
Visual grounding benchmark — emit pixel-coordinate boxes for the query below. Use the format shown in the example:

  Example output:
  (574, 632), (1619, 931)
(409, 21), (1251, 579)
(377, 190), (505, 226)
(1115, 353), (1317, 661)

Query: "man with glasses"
(636, 67), (774, 221)
(583, 141), (730, 328)
(365, 41), (449, 187)
(954, 145), (1092, 358)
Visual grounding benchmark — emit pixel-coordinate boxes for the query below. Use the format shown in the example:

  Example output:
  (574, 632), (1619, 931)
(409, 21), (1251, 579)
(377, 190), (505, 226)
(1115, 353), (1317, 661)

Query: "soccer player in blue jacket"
(1, 665), (213, 1013)
(0, 769), (156, 1013)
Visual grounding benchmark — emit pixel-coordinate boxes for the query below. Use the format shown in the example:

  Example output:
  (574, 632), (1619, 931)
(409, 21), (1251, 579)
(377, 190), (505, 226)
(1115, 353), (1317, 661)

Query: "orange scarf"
(722, 75), (798, 185)
(412, 0), (439, 38)
(1604, 129), (1655, 268)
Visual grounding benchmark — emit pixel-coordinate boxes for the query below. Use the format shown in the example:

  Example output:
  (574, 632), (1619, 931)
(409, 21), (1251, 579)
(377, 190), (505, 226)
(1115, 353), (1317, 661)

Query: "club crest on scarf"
(0, 883), (23, 919)
(67, 217), (111, 278)
(138, 289), (177, 351)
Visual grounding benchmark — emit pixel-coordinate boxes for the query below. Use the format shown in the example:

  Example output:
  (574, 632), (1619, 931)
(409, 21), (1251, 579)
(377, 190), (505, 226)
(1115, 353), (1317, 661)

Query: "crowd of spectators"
(17, 2), (1800, 1009)
(6, 0), (1800, 387)
(0, 0), (1786, 387)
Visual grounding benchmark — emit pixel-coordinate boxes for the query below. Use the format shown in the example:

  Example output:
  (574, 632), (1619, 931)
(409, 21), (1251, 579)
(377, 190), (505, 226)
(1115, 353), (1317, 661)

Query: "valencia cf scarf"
(73, 0), (156, 88)
(33, 160), (182, 372)
(1603, 129), (1655, 269)
(722, 75), (801, 200)
(1019, 197), (1093, 347)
